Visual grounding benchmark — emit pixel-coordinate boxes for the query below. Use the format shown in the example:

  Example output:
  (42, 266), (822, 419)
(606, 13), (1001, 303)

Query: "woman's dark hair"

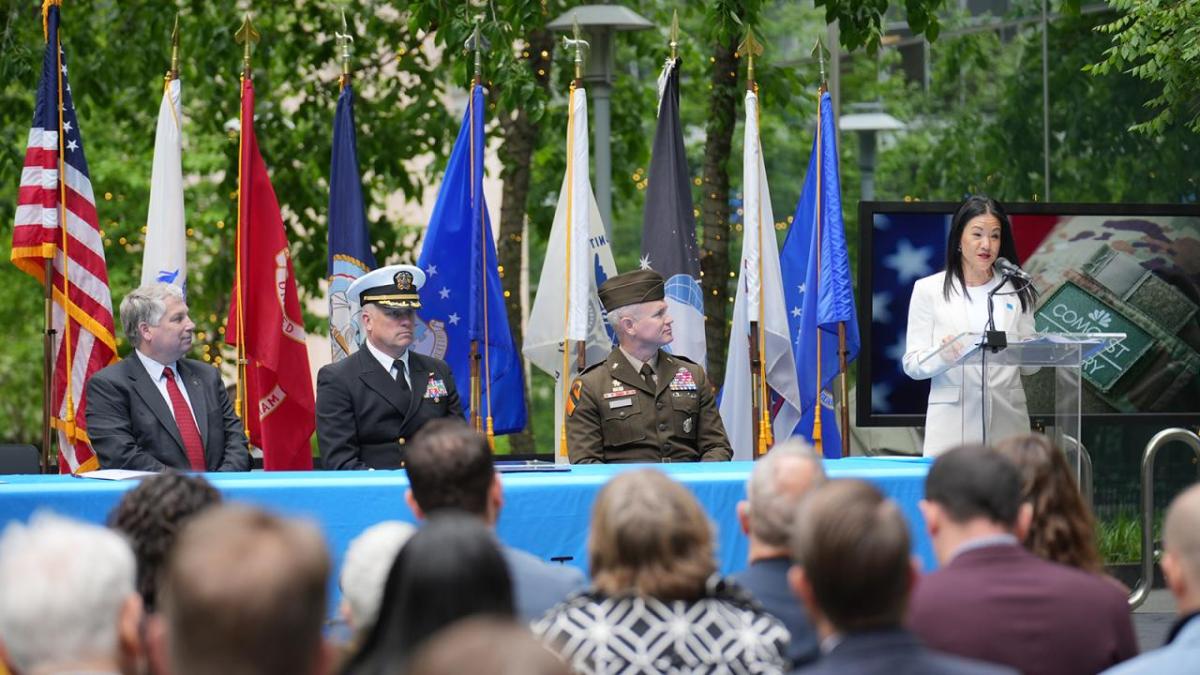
(942, 195), (1037, 312)
(341, 512), (514, 675)
(107, 470), (222, 612)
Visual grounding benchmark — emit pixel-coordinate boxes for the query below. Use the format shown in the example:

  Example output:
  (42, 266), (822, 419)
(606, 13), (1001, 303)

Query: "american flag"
(10, 2), (117, 473)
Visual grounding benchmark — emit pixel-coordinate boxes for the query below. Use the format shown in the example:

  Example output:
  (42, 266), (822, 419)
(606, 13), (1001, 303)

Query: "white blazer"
(902, 271), (1035, 456)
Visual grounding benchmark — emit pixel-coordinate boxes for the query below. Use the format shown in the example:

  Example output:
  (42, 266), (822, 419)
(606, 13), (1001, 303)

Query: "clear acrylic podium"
(919, 332), (1126, 457)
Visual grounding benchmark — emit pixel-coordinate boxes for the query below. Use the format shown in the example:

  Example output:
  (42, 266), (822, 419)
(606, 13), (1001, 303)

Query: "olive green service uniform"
(566, 348), (732, 463)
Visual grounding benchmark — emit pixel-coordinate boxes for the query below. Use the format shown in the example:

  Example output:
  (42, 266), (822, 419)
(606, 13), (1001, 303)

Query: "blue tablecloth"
(0, 457), (935, 609)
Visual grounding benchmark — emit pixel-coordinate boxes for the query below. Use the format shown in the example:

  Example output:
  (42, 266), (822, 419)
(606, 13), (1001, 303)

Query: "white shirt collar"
(135, 348), (178, 381)
(364, 338), (409, 374)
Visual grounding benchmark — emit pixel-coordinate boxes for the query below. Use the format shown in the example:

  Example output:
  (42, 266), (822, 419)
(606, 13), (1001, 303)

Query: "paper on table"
(74, 469), (157, 481)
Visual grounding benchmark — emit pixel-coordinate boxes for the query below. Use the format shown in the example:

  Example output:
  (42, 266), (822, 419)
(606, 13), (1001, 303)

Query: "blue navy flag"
(326, 83), (377, 362)
(416, 84), (527, 434)
(641, 59), (706, 366)
(782, 91), (861, 458)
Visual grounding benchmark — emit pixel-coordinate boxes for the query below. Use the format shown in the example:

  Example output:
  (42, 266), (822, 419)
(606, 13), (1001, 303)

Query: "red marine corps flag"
(225, 17), (315, 470)
(11, 1), (118, 473)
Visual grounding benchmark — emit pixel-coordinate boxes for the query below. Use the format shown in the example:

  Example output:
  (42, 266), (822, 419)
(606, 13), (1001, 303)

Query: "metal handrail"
(1062, 433), (1093, 506)
(1128, 427), (1200, 609)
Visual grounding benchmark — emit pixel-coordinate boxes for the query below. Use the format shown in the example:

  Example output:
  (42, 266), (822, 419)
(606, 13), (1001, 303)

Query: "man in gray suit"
(403, 419), (585, 622)
(86, 283), (249, 472)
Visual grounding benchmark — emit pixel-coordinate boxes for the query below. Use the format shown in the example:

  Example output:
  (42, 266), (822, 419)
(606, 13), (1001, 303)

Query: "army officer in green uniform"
(566, 269), (732, 463)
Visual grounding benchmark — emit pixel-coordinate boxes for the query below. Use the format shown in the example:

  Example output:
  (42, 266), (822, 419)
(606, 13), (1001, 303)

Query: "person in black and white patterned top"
(534, 469), (789, 674)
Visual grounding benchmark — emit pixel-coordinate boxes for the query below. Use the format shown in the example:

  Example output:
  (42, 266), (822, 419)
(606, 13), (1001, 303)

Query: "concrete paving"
(1132, 589), (1176, 652)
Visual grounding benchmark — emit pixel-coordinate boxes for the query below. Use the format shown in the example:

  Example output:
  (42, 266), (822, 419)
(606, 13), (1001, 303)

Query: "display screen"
(857, 201), (1200, 427)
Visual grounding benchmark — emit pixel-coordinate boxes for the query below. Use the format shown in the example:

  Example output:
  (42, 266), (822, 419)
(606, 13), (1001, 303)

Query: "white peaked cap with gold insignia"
(347, 264), (427, 310)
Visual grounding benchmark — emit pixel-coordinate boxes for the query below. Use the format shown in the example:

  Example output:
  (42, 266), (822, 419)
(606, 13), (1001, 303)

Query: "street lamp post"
(838, 102), (904, 201)
(548, 4), (652, 239)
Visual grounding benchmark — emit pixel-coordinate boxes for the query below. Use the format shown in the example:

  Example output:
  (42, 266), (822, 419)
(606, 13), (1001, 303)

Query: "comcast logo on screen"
(1087, 309), (1113, 328)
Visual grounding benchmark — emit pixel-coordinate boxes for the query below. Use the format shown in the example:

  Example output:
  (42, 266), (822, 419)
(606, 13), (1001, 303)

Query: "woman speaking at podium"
(902, 196), (1039, 456)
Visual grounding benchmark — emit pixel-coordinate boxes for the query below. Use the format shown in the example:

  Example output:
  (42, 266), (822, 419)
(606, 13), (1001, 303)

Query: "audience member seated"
(731, 439), (824, 668)
(403, 419), (584, 622)
(0, 513), (143, 675)
(341, 512), (515, 675)
(148, 505), (332, 675)
(909, 445), (1136, 675)
(535, 469), (789, 674)
(1102, 482), (1200, 674)
(107, 470), (222, 612)
(788, 479), (1014, 675)
(993, 433), (1108, 576)
(338, 521), (416, 642)
(406, 617), (569, 675)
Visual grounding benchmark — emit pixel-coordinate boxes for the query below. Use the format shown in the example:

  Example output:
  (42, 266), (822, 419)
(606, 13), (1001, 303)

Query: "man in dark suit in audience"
(788, 479), (1014, 675)
(731, 439), (824, 668)
(86, 283), (249, 472)
(404, 419), (585, 622)
(317, 264), (462, 470)
(909, 445), (1136, 675)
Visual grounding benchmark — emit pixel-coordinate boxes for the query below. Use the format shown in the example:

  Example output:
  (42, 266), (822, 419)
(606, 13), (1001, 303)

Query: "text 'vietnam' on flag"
(11, 1), (118, 473)
(719, 89), (802, 461)
(641, 57), (706, 368)
(782, 90), (861, 459)
(523, 84), (619, 459)
(141, 76), (186, 291)
(327, 82), (376, 362)
(225, 76), (315, 470)
(415, 83), (526, 434)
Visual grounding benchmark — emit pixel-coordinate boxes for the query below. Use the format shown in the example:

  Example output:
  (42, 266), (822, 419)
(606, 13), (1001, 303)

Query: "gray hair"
(746, 439), (826, 548)
(340, 520), (416, 632)
(605, 304), (640, 332)
(120, 283), (185, 347)
(0, 512), (136, 672)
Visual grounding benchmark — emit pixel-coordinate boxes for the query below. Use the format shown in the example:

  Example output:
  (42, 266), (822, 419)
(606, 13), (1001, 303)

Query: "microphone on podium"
(994, 257), (1032, 281)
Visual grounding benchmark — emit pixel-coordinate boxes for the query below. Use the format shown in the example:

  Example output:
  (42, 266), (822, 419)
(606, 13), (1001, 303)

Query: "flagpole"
(52, 0), (80, 471)
(465, 20), (494, 443)
(560, 23), (588, 458)
(742, 30), (771, 459)
(233, 15), (259, 436)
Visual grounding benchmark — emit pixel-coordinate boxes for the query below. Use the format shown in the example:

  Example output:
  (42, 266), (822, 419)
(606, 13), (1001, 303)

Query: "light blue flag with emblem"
(416, 84), (526, 434)
(327, 83), (377, 362)
(782, 90), (861, 458)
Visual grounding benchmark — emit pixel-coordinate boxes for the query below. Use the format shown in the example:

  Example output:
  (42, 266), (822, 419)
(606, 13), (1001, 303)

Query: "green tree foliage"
(1089, 0), (1200, 135)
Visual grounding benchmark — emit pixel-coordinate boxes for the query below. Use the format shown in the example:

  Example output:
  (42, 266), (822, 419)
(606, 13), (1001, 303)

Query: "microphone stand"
(980, 271), (1015, 443)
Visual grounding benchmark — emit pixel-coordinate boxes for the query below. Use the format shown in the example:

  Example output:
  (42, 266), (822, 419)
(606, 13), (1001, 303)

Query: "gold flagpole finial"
(336, 10), (354, 87)
(810, 38), (828, 92)
(168, 13), (181, 80)
(235, 13), (260, 79)
(563, 18), (589, 85)
(739, 29), (762, 91)
(668, 10), (680, 61)
(463, 16), (490, 86)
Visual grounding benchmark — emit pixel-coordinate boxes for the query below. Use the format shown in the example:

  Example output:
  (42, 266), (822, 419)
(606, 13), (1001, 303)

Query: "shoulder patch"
(566, 379), (583, 417)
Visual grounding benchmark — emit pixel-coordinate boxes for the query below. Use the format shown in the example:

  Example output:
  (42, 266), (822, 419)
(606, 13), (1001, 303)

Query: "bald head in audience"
(150, 505), (332, 675)
(738, 439), (826, 559)
(1163, 483), (1200, 614)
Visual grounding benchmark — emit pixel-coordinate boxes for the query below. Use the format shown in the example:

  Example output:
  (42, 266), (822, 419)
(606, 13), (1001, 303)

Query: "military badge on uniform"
(566, 380), (582, 417)
(683, 417), (694, 433)
(423, 376), (448, 401)
(669, 368), (697, 391)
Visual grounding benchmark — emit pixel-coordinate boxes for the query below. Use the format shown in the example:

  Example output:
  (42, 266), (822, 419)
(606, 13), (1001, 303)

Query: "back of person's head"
(924, 444), (1023, 527)
(745, 440), (826, 547)
(790, 479), (912, 632)
(339, 520), (416, 633)
(405, 419), (495, 517)
(589, 469), (716, 601)
(0, 512), (140, 674)
(993, 433), (1103, 573)
(406, 617), (569, 675)
(157, 505), (330, 675)
(344, 512), (514, 675)
(1163, 483), (1200, 608)
(108, 470), (222, 611)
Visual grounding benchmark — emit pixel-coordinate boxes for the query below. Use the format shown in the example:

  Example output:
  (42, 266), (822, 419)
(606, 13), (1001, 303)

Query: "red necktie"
(163, 368), (206, 471)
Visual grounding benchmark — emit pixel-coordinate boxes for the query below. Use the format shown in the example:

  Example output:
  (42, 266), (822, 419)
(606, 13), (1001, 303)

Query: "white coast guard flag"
(720, 89), (802, 460)
(523, 85), (618, 461)
(141, 77), (186, 290)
